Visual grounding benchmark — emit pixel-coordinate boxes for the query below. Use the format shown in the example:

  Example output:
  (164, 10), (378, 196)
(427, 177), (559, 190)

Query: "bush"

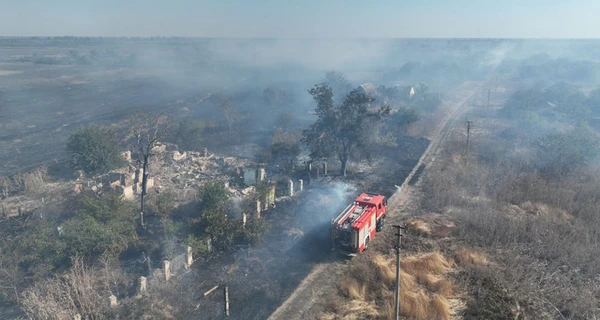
(66, 126), (124, 174)
(201, 208), (240, 251)
(198, 182), (231, 211)
(63, 194), (137, 258)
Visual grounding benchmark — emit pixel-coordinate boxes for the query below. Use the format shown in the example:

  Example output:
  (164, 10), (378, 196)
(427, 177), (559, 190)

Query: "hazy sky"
(2, 0), (600, 38)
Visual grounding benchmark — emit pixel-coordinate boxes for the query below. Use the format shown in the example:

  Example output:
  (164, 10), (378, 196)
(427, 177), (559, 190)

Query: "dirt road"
(267, 81), (484, 320)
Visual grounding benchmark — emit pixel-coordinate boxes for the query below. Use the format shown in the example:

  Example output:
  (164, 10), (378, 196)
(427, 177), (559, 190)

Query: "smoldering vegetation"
(1, 37), (510, 174)
(3, 38), (600, 320)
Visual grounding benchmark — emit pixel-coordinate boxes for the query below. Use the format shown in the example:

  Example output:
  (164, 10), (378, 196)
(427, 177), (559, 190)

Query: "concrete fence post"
(109, 294), (118, 308)
(256, 200), (261, 219)
(298, 179), (303, 192)
(186, 246), (193, 270)
(138, 276), (147, 296)
(242, 212), (247, 229)
(207, 238), (213, 253)
(163, 260), (171, 281)
(323, 162), (328, 175)
(288, 180), (294, 197)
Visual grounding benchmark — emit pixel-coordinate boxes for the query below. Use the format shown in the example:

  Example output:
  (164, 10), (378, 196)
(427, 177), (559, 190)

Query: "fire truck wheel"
(376, 216), (386, 232)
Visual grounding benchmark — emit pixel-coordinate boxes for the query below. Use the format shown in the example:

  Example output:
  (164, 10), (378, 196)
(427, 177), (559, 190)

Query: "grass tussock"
(339, 277), (367, 300)
(520, 201), (572, 221)
(421, 274), (454, 296)
(340, 300), (380, 319)
(401, 252), (453, 278)
(455, 248), (488, 266)
(371, 254), (396, 286)
(429, 294), (451, 320)
(408, 219), (431, 236)
(399, 290), (430, 319)
(328, 252), (454, 320)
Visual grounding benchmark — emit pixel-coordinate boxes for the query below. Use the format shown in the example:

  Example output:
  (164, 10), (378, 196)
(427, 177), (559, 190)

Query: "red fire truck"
(331, 193), (387, 256)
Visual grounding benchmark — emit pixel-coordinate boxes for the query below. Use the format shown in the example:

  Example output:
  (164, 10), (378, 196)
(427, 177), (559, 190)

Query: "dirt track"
(267, 81), (484, 320)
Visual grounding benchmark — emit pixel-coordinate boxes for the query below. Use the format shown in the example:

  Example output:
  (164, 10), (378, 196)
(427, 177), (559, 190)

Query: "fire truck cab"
(331, 193), (387, 256)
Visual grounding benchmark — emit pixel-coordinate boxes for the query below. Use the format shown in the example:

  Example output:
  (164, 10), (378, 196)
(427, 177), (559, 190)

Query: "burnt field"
(153, 137), (429, 320)
(0, 40), (254, 175)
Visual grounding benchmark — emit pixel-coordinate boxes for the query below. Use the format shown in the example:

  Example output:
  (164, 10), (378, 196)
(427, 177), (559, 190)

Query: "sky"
(1, 0), (600, 38)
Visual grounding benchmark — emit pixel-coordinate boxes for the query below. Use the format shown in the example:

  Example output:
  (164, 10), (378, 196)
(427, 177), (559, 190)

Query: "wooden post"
(204, 285), (219, 297)
(225, 286), (230, 317)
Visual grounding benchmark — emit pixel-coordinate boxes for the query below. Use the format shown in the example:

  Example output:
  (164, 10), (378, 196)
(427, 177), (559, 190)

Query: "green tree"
(66, 126), (124, 174)
(302, 84), (390, 176)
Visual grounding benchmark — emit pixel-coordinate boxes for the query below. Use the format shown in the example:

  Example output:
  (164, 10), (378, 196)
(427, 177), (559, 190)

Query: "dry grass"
(454, 248), (488, 266)
(520, 201), (573, 221)
(429, 294), (451, 320)
(371, 255), (396, 287)
(421, 274), (454, 296)
(430, 224), (454, 238)
(339, 277), (367, 300)
(401, 252), (453, 279)
(408, 219), (431, 236)
(341, 300), (380, 319)
(399, 290), (430, 319)
(330, 252), (455, 320)
(408, 216), (455, 238)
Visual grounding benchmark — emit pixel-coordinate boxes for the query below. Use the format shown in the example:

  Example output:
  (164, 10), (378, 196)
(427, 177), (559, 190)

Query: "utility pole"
(465, 120), (472, 165)
(393, 225), (405, 320)
(487, 89), (491, 109)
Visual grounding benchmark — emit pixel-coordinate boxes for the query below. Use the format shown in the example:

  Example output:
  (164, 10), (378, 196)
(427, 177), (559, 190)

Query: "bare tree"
(20, 257), (106, 320)
(128, 111), (172, 226)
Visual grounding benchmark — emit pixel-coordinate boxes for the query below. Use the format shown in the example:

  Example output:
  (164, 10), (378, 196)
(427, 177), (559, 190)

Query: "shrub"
(198, 182), (231, 211)
(63, 194), (137, 258)
(66, 126), (124, 174)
